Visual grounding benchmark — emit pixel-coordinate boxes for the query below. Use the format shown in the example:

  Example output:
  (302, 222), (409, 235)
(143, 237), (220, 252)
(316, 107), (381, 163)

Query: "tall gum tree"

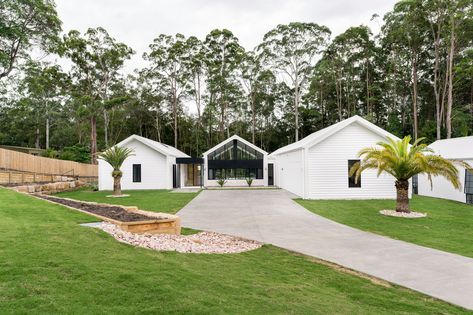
(0, 0), (61, 79)
(258, 22), (331, 142)
(204, 29), (245, 142)
(144, 34), (191, 148)
(382, 0), (430, 140)
(62, 27), (133, 164)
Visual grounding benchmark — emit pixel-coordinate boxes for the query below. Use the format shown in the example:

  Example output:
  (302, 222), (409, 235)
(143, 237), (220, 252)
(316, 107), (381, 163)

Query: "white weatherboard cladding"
(98, 138), (171, 190)
(418, 160), (472, 203)
(306, 122), (399, 199)
(274, 149), (304, 197)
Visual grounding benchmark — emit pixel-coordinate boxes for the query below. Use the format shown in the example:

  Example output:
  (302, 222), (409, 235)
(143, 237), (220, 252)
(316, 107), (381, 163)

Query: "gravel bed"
(380, 209), (427, 218)
(35, 194), (162, 222)
(101, 222), (263, 254)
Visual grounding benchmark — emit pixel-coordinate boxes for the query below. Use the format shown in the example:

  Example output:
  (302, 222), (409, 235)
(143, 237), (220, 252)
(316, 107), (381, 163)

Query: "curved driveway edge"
(178, 189), (473, 310)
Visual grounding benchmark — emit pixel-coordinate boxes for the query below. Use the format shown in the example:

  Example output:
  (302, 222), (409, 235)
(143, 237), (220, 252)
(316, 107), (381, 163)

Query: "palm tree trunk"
(395, 180), (410, 213)
(113, 174), (122, 196)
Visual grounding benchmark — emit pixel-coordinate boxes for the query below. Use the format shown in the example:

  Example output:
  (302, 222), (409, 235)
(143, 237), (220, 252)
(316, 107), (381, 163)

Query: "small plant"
(246, 177), (253, 187)
(216, 175), (226, 187)
(98, 146), (134, 196)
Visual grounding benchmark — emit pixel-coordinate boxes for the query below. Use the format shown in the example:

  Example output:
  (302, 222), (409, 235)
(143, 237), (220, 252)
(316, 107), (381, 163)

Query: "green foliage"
(59, 145), (91, 163)
(98, 146), (134, 174)
(246, 177), (253, 187)
(0, 0), (62, 79)
(41, 148), (59, 158)
(351, 136), (467, 189)
(216, 174), (227, 187)
(1, 0), (473, 160)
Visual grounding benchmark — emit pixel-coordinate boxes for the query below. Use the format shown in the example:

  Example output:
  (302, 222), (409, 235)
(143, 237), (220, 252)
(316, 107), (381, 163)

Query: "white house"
(202, 135), (269, 187)
(98, 135), (198, 190)
(418, 136), (473, 204)
(268, 115), (408, 199)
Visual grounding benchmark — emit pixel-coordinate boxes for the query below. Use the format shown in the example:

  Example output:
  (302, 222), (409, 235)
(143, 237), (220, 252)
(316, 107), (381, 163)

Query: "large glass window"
(348, 160), (361, 188)
(208, 168), (263, 180)
(208, 140), (263, 160)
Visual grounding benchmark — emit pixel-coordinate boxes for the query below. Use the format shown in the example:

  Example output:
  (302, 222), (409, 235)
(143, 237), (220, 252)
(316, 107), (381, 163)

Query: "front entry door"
(185, 164), (202, 186)
(268, 163), (274, 186)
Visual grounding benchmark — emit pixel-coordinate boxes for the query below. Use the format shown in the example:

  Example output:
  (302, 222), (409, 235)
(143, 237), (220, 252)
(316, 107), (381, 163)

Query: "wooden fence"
(0, 148), (97, 185)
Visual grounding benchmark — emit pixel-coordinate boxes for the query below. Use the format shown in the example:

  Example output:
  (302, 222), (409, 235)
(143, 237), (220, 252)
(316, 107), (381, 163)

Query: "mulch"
(34, 194), (163, 222)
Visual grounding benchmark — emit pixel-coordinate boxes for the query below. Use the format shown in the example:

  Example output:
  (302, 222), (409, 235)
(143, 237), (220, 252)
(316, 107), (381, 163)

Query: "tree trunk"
(251, 91), (256, 144)
(113, 174), (122, 196)
(173, 89), (178, 148)
(446, 18), (455, 139)
(35, 127), (40, 149)
(104, 110), (109, 148)
(91, 115), (97, 164)
(45, 117), (50, 150)
(395, 180), (410, 213)
(294, 80), (300, 142)
(411, 55), (419, 140)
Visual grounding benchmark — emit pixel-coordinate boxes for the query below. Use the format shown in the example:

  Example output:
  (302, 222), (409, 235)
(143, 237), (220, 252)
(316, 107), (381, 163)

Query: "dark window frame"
(465, 169), (473, 194)
(132, 164), (141, 183)
(467, 194), (473, 205)
(348, 160), (361, 188)
(208, 168), (263, 180)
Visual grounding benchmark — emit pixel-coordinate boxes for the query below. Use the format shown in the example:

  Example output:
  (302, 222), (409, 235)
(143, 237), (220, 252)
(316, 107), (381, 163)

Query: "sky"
(55, 0), (399, 73)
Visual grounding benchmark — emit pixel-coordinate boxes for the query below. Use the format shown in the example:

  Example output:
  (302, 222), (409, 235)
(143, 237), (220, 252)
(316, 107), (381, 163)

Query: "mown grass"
(56, 188), (199, 214)
(0, 188), (468, 314)
(297, 195), (473, 258)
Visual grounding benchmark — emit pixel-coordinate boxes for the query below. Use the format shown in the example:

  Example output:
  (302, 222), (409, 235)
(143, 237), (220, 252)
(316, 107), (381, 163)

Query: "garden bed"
(32, 194), (181, 235)
(35, 194), (159, 221)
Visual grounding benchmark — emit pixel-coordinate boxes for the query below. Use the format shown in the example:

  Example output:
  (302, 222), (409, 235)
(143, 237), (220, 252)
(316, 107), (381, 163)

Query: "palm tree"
(98, 146), (134, 196)
(350, 136), (469, 213)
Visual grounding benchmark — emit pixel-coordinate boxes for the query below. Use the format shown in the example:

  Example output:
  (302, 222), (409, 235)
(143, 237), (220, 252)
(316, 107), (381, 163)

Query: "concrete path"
(178, 189), (473, 310)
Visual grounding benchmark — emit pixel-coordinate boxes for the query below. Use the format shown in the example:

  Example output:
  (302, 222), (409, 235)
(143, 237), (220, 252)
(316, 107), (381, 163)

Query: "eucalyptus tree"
(240, 51), (277, 144)
(315, 26), (378, 121)
(204, 29), (246, 141)
(382, 0), (430, 140)
(144, 33), (191, 148)
(0, 0), (61, 79)
(258, 22), (331, 141)
(62, 27), (133, 164)
(184, 36), (207, 154)
(20, 61), (69, 149)
(443, 0), (473, 138)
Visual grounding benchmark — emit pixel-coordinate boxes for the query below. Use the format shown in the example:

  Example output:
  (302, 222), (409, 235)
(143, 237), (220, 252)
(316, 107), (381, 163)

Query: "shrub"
(246, 177), (253, 187)
(217, 175), (226, 187)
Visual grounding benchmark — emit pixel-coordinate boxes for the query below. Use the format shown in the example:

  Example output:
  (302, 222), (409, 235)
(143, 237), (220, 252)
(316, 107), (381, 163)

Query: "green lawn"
(297, 195), (473, 258)
(56, 188), (199, 214)
(0, 188), (468, 314)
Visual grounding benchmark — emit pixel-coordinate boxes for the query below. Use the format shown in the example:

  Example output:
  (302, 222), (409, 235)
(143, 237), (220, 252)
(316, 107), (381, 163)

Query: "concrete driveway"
(178, 189), (473, 310)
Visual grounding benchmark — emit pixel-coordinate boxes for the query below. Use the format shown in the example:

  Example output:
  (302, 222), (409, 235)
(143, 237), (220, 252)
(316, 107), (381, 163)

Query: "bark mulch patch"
(35, 194), (164, 222)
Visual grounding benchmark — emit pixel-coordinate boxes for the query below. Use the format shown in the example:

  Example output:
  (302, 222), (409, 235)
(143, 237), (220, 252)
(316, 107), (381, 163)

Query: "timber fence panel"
(0, 148), (97, 177)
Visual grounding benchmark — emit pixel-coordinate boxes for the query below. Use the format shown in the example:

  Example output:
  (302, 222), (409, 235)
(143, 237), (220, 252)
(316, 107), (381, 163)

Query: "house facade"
(268, 115), (408, 199)
(418, 136), (473, 204)
(98, 134), (269, 190)
(202, 135), (269, 187)
(98, 135), (192, 190)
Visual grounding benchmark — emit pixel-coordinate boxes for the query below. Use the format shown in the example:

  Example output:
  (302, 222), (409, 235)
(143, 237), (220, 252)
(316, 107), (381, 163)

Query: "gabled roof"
(428, 136), (473, 160)
(116, 135), (190, 158)
(269, 115), (401, 156)
(202, 135), (268, 156)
